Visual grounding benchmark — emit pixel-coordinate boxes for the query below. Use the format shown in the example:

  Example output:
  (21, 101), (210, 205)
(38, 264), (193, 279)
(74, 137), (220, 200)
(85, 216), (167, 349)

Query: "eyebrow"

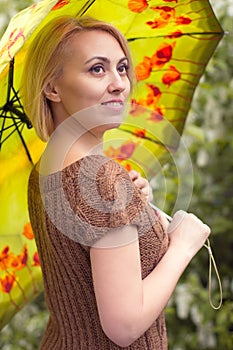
(85, 56), (128, 65)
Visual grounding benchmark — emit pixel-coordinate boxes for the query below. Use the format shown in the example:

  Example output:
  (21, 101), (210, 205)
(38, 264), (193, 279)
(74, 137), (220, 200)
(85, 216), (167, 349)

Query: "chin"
(92, 122), (121, 136)
(105, 121), (122, 130)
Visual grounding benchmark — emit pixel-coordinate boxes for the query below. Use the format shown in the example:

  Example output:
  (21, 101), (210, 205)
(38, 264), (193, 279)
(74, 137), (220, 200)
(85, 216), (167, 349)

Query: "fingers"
(128, 170), (140, 182)
(167, 210), (211, 257)
(203, 224), (211, 235)
(169, 210), (211, 238)
(128, 170), (153, 202)
(186, 213), (211, 236)
(128, 170), (148, 190)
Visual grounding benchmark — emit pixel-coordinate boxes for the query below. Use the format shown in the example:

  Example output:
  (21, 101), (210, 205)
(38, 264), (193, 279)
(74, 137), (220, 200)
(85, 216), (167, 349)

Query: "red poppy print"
(135, 56), (152, 81)
(146, 18), (169, 30)
(147, 84), (162, 101)
(32, 252), (40, 267)
(0, 273), (17, 294)
(119, 142), (138, 160)
(162, 65), (181, 86)
(124, 163), (132, 172)
(130, 100), (148, 116)
(135, 128), (146, 138)
(150, 6), (176, 20)
(23, 222), (34, 240)
(175, 16), (192, 25)
(105, 141), (138, 161)
(131, 84), (162, 113)
(148, 110), (164, 122)
(0, 272), (21, 309)
(0, 28), (25, 59)
(166, 30), (183, 39)
(151, 42), (175, 68)
(52, 0), (70, 10)
(11, 244), (28, 271)
(0, 246), (14, 270)
(128, 0), (148, 13)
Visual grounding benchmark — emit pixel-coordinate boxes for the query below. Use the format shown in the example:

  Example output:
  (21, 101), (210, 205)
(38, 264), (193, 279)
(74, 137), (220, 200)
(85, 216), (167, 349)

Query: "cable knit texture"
(28, 155), (169, 349)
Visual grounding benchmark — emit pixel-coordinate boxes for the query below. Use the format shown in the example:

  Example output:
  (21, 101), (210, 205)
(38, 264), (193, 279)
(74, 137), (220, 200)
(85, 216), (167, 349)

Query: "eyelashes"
(118, 63), (129, 74)
(89, 65), (104, 74)
(89, 62), (129, 76)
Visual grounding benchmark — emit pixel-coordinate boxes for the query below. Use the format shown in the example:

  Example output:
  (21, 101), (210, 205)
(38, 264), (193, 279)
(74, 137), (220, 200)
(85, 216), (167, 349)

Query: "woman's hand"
(168, 210), (211, 258)
(128, 170), (153, 203)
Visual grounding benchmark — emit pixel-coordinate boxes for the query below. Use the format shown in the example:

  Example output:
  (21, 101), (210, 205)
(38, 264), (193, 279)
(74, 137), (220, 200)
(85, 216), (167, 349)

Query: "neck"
(40, 115), (105, 175)
(63, 131), (104, 168)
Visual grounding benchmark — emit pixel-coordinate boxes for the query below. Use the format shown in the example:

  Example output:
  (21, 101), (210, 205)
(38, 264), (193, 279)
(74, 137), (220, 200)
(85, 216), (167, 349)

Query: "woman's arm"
(90, 211), (211, 347)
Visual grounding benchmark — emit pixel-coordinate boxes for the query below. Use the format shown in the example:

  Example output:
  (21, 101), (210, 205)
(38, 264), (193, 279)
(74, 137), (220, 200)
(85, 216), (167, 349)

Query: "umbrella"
(0, 0), (223, 329)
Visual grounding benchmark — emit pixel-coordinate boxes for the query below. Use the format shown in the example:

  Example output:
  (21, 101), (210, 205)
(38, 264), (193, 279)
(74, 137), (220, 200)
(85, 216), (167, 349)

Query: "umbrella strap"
(203, 238), (223, 310)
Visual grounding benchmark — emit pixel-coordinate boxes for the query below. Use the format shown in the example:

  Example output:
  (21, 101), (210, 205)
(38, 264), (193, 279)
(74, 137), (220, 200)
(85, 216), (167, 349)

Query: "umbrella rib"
(0, 115), (6, 148)
(76, 0), (96, 16)
(0, 114), (21, 121)
(10, 85), (32, 128)
(0, 107), (23, 142)
(119, 126), (178, 151)
(0, 119), (19, 150)
(12, 116), (33, 164)
(0, 109), (11, 147)
(0, 125), (18, 144)
(1, 120), (21, 133)
(127, 31), (223, 42)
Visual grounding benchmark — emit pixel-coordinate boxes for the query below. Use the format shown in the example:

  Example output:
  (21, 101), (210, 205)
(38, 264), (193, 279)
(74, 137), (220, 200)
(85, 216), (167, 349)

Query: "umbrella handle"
(150, 203), (223, 310)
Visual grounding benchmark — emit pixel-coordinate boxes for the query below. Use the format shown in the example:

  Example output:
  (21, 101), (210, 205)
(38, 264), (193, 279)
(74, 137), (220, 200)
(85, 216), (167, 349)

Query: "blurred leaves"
(156, 2), (233, 348)
(0, 293), (48, 349)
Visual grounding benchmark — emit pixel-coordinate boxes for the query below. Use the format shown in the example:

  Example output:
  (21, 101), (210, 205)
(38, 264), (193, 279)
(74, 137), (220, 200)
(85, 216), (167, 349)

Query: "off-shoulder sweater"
(28, 154), (169, 349)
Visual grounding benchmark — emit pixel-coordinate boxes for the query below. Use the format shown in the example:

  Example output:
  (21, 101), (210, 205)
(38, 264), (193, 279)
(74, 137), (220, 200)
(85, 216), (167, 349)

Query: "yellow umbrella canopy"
(0, 0), (223, 328)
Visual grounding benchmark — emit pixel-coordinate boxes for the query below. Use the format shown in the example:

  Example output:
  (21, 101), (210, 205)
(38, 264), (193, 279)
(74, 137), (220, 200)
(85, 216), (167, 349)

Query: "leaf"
(184, 124), (205, 142)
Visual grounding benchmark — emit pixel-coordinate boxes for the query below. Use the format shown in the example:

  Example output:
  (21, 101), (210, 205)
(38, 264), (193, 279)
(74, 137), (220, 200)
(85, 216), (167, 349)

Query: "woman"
(21, 16), (211, 349)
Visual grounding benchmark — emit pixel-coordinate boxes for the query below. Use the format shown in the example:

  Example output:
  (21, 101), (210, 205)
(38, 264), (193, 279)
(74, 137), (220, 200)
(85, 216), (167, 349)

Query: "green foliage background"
(155, 2), (233, 348)
(0, 0), (232, 349)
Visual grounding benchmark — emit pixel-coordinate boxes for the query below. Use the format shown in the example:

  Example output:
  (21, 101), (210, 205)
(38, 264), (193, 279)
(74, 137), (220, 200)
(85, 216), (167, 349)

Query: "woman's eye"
(90, 65), (104, 74)
(118, 64), (129, 74)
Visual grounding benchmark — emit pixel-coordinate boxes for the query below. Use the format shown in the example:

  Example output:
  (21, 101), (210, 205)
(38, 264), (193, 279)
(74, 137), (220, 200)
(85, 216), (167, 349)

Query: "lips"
(101, 100), (124, 108)
(99, 100), (126, 119)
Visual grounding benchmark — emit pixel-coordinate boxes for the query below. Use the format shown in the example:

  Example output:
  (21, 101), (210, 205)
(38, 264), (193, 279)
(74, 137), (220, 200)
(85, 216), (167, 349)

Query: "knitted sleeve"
(40, 155), (147, 247)
(64, 155), (148, 247)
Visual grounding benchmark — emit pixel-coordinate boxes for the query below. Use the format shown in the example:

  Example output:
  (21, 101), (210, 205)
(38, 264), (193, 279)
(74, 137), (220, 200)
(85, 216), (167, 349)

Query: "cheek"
(59, 85), (94, 111)
(72, 80), (104, 102)
(125, 77), (131, 93)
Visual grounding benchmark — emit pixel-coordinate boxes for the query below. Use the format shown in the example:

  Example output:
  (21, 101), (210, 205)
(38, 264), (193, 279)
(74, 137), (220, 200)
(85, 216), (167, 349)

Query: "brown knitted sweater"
(28, 155), (169, 349)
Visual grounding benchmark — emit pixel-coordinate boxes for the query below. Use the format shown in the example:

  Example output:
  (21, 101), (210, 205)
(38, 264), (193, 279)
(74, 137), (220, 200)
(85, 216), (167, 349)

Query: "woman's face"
(49, 30), (131, 130)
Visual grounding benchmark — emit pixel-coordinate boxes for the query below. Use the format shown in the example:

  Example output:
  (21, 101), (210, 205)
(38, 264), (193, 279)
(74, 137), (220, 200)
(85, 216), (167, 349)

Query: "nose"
(108, 71), (126, 94)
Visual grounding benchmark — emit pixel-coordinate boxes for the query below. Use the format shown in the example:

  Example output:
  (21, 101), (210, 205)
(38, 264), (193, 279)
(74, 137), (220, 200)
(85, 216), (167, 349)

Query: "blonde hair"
(21, 16), (134, 142)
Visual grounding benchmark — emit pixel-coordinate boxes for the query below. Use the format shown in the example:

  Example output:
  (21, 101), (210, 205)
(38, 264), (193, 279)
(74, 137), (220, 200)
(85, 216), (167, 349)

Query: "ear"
(43, 81), (61, 103)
